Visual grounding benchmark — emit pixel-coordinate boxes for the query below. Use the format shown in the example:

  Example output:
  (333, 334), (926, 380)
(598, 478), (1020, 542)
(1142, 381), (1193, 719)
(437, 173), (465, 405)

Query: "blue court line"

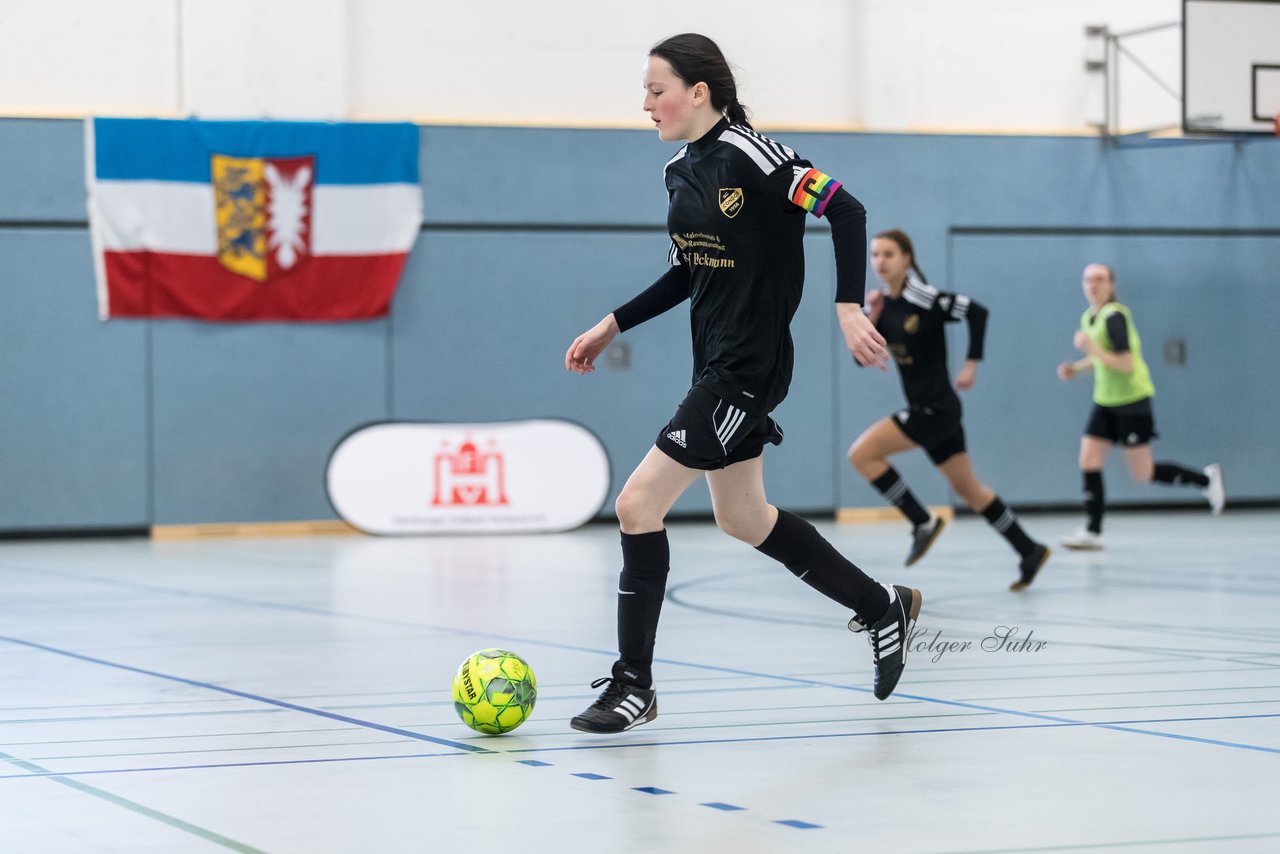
(511, 755), (826, 831)
(502, 712), (1280, 756)
(6, 568), (1277, 758)
(0, 708), (287, 726)
(0, 635), (488, 754)
(635, 658), (1280, 756)
(2, 711), (1275, 782)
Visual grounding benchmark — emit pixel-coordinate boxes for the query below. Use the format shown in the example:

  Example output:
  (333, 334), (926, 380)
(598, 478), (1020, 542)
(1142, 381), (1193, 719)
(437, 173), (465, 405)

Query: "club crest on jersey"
(212, 153), (315, 282)
(904, 313), (920, 334)
(718, 187), (744, 218)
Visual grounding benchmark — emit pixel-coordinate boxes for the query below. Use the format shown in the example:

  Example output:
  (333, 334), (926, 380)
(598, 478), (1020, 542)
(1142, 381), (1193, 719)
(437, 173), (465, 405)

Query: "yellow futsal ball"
(451, 649), (537, 735)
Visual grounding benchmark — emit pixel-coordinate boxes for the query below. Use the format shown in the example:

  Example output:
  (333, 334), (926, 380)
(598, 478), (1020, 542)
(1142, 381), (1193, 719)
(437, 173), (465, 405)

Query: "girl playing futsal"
(1057, 263), (1224, 549)
(848, 230), (1051, 591)
(564, 34), (921, 734)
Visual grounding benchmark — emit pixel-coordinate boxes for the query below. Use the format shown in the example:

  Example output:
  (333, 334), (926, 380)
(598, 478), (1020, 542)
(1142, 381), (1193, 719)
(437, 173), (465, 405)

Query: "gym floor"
(2, 510), (1277, 853)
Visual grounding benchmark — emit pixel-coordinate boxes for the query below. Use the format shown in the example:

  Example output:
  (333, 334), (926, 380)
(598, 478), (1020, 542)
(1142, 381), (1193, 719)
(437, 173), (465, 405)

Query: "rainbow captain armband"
(788, 167), (842, 216)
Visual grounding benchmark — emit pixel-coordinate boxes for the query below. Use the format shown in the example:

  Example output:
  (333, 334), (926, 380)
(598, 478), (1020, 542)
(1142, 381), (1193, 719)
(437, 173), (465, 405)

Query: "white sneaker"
(1062, 529), (1103, 551)
(1202, 464), (1225, 516)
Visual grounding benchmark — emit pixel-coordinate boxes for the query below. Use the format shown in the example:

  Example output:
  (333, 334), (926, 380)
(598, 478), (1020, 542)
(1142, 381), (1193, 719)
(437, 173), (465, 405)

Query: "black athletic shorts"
(654, 384), (784, 470)
(1085, 397), (1158, 447)
(890, 403), (967, 465)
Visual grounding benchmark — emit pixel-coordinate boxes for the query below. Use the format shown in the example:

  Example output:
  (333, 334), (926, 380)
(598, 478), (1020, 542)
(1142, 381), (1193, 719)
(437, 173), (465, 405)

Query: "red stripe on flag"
(103, 252), (409, 321)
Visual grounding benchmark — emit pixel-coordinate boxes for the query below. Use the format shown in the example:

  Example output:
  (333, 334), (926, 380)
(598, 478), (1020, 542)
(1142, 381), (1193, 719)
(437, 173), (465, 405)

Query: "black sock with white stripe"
(980, 496), (1036, 558)
(756, 510), (890, 625)
(615, 530), (669, 689)
(871, 467), (931, 527)
(1083, 470), (1104, 534)
(1152, 462), (1209, 488)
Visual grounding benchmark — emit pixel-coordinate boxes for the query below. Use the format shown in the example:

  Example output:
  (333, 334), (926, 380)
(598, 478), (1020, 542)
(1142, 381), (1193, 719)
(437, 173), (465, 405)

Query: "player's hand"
(864, 288), (884, 318)
(565, 314), (620, 375)
(955, 359), (978, 390)
(1072, 331), (1092, 353)
(1057, 361), (1077, 381)
(837, 303), (888, 370)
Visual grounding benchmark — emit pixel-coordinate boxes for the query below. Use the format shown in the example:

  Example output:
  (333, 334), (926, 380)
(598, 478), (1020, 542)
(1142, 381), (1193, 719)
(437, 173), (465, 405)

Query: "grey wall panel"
(0, 230), (148, 529)
(149, 321), (389, 524)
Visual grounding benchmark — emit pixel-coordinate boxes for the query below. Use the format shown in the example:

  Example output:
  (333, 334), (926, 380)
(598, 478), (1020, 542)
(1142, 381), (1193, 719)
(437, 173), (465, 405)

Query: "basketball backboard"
(1183, 0), (1280, 134)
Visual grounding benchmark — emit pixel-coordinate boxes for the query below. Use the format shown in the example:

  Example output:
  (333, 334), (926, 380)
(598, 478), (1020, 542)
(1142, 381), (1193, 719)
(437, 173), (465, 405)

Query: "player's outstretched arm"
(566, 313), (620, 375)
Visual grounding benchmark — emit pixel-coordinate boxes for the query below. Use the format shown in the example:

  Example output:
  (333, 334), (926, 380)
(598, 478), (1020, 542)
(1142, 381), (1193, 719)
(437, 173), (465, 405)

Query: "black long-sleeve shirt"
(612, 117), (866, 415)
(875, 276), (989, 411)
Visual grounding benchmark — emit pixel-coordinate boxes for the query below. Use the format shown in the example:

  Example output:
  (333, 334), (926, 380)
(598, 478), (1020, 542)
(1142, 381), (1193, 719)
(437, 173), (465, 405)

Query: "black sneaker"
(849, 583), (922, 700)
(1010, 543), (1051, 591)
(569, 666), (657, 734)
(905, 515), (946, 567)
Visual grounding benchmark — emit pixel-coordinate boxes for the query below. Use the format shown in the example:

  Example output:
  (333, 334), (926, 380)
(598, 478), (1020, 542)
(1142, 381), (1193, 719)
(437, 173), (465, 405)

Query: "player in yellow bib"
(1056, 263), (1224, 549)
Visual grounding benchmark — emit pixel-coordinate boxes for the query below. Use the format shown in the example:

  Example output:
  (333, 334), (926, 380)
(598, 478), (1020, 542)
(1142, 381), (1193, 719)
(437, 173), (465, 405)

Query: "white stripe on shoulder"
(951, 294), (970, 318)
(904, 278), (938, 310)
(721, 126), (783, 171)
(738, 125), (797, 162)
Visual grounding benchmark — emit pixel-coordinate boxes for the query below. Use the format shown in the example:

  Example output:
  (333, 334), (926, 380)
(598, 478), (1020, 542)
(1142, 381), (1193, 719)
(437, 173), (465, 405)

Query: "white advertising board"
(327, 420), (611, 535)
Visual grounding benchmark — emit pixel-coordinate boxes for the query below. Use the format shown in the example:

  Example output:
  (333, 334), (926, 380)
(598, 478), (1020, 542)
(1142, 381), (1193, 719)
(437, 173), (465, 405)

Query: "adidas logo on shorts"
(666, 430), (687, 448)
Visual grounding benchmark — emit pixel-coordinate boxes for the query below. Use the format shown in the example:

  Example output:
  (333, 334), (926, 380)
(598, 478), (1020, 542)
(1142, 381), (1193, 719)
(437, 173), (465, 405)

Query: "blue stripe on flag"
(92, 118), (419, 185)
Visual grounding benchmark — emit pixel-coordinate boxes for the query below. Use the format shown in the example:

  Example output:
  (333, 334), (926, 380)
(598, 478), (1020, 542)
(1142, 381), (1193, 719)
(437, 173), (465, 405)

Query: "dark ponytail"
(649, 33), (751, 128)
(874, 229), (928, 283)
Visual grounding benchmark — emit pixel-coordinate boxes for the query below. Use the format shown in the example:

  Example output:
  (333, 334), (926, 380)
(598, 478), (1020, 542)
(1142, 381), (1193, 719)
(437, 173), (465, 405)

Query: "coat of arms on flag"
(86, 118), (423, 321)
(212, 153), (315, 282)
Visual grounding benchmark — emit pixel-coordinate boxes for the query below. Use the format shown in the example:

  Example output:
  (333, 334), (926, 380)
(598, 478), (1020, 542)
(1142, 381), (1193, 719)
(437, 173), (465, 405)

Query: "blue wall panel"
(0, 230), (148, 529)
(149, 321), (389, 524)
(0, 119), (87, 222)
(2, 117), (1278, 530)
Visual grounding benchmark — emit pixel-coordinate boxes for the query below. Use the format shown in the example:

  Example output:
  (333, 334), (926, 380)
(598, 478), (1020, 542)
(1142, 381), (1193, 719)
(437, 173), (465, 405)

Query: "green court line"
(0, 750), (266, 853)
(936, 830), (1280, 853)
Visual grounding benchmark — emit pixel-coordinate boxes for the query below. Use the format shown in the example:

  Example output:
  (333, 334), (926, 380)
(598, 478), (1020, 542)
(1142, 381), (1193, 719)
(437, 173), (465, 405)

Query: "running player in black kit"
(564, 34), (922, 734)
(849, 230), (1051, 591)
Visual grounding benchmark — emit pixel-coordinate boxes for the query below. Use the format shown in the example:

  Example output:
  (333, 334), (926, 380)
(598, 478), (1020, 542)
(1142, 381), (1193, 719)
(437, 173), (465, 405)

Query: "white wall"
(0, 0), (1183, 133)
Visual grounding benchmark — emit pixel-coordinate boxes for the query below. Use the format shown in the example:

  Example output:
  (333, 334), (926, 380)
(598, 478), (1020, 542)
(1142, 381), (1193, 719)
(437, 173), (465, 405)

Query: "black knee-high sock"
(871, 467), (931, 527)
(980, 496), (1037, 557)
(1083, 470), (1104, 534)
(616, 530), (669, 688)
(755, 510), (890, 624)
(1152, 462), (1209, 487)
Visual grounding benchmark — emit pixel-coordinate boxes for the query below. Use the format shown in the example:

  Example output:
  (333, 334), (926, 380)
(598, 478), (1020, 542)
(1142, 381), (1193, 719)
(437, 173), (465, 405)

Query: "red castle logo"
(432, 438), (509, 506)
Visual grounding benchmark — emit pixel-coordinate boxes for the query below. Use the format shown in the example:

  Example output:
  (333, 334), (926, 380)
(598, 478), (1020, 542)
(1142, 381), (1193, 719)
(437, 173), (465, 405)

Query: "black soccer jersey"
(614, 117), (864, 416)
(876, 277), (988, 411)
